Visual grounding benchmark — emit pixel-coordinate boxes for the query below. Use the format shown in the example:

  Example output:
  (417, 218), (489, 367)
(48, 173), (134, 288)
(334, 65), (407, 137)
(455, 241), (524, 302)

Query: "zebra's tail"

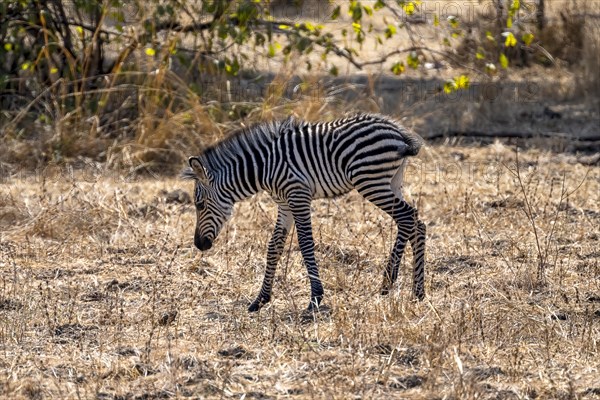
(399, 127), (424, 157)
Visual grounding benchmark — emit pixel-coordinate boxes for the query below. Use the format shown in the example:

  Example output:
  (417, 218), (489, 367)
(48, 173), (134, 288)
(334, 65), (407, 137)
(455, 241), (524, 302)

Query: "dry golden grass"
(1, 142), (599, 399)
(2, 0), (599, 177)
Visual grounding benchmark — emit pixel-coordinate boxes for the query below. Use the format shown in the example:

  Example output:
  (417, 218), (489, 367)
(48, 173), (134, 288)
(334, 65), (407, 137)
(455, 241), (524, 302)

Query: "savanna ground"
(1, 142), (599, 399)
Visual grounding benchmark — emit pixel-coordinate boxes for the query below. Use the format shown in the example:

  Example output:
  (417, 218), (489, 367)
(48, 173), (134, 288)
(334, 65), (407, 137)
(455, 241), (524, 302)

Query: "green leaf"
(499, 53), (509, 69)
(255, 32), (265, 47)
(444, 75), (469, 94)
(504, 32), (517, 47)
(374, 0), (385, 10)
(509, 0), (520, 16)
(455, 75), (469, 89)
(218, 25), (229, 40)
(145, 47), (156, 56)
(385, 24), (397, 39)
(407, 52), (419, 69)
(522, 33), (534, 46)
(391, 62), (405, 75)
(331, 5), (341, 20)
(349, 1), (362, 22)
(50, 67), (58, 74)
(447, 15), (458, 28)
(476, 51), (485, 60)
(329, 65), (339, 76)
(224, 57), (240, 76)
(486, 31), (496, 42)
(403, 2), (416, 15)
(363, 4), (373, 16)
(296, 37), (312, 52)
(443, 81), (456, 94)
(3, 43), (13, 51)
(433, 14), (439, 27)
(21, 62), (31, 70)
(506, 16), (512, 28)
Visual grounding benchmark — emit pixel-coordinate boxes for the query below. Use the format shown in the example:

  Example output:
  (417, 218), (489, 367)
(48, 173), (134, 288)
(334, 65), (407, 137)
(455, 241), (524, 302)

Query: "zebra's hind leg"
(378, 198), (417, 297)
(248, 205), (293, 312)
(409, 219), (426, 300)
(355, 180), (424, 299)
(389, 166), (426, 300)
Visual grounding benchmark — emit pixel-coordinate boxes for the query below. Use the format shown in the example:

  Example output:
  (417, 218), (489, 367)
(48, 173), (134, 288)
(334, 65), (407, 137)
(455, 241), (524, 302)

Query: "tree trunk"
(537, 0), (545, 30)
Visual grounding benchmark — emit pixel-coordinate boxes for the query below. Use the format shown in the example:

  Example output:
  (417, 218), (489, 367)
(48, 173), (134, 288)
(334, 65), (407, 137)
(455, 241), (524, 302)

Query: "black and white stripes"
(183, 113), (426, 311)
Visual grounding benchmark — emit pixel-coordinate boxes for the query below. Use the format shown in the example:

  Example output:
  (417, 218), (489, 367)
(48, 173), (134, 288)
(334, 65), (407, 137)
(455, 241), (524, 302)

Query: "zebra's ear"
(188, 157), (210, 184)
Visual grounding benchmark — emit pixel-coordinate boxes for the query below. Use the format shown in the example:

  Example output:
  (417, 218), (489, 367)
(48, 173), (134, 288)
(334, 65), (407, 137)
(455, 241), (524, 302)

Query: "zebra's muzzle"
(195, 236), (212, 251)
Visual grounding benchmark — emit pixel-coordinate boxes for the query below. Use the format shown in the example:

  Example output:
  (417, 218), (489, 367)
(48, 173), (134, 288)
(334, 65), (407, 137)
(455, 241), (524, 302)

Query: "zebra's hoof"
(304, 295), (324, 312)
(248, 302), (261, 312)
(413, 286), (425, 301)
(301, 303), (330, 322)
(248, 296), (270, 312)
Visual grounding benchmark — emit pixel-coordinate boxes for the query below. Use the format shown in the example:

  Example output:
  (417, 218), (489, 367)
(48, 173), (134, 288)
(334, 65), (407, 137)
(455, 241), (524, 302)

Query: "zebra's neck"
(199, 157), (261, 203)
(201, 124), (279, 201)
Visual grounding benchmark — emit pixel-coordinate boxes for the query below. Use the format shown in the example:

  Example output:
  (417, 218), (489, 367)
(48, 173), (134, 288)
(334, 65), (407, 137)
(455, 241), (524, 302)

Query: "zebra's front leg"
(248, 205), (293, 312)
(288, 197), (324, 311)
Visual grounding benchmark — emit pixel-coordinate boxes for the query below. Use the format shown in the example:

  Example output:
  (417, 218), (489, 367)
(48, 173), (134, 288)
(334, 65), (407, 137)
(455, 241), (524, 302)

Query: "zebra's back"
(270, 113), (422, 199)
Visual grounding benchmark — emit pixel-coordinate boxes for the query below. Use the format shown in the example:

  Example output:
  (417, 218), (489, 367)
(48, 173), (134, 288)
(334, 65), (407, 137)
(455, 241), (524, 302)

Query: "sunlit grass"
(1, 143), (598, 399)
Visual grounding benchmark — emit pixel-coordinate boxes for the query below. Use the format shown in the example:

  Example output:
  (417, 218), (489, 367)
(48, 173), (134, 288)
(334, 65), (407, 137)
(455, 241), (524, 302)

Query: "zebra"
(183, 113), (426, 312)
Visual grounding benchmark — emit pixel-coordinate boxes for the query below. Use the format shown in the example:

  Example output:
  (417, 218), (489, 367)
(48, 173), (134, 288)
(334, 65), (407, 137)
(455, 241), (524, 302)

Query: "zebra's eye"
(196, 199), (207, 211)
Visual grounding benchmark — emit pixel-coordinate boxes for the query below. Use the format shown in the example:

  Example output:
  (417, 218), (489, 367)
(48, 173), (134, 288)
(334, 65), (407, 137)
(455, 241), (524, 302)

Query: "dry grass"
(2, 0), (600, 176)
(1, 142), (599, 399)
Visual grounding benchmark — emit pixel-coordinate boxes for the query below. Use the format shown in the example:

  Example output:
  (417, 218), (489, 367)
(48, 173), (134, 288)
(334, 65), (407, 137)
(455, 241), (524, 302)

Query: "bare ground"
(0, 142), (599, 399)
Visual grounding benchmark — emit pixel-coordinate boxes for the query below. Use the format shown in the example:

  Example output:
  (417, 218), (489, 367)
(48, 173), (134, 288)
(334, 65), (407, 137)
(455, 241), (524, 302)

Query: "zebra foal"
(183, 113), (426, 312)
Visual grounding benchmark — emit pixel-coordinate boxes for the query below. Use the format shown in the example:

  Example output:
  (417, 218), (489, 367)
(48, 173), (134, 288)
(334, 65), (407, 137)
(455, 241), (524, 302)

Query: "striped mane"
(201, 117), (298, 173)
(181, 118), (298, 180)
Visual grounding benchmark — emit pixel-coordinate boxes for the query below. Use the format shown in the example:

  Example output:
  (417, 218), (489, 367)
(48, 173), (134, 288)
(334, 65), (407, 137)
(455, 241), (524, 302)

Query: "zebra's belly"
(312, 180), (353, 199)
